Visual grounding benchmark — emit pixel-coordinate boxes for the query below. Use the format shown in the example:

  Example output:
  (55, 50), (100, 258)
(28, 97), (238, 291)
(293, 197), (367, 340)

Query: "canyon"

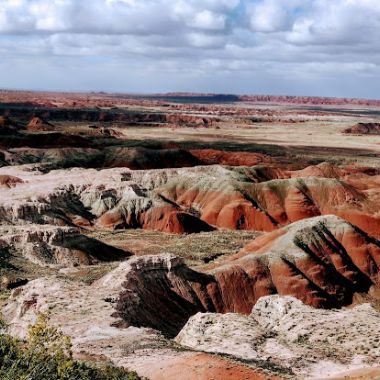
(0, 91), (380, 379)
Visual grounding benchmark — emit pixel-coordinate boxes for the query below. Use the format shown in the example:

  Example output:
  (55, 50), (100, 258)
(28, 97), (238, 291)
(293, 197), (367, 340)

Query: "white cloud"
(248, 0), (295, 33)
(0, 0), (380, 97)
(186, 32), (226, 48)
(188, 10), (226, 30)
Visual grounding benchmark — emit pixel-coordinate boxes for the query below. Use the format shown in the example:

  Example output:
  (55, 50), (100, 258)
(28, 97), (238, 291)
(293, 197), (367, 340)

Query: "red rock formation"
(142, 208), (215, 234)
(0, 175), (23, 188)
(190, 149), (273, 166)
(115, 216), (380, 336)
(3, 163), (380, 236)
(157, 173), (380, 237)
(97, 204), (214, 234)
(290, 162), (345, 179)
(27, 116), (55, 132)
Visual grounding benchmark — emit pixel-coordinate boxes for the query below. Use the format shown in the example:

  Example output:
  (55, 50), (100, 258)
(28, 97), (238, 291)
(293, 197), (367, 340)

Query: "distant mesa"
(146, 93), (240, 104)
(343, 122), (380, 135)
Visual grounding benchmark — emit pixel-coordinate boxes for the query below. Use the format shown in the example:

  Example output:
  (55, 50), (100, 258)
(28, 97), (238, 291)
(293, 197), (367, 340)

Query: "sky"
(0, 0), (380, 98)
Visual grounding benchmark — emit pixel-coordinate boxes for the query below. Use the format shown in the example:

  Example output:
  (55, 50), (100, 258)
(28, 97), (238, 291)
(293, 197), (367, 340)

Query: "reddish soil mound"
(97, 204), (214, 234)
(145, 209), (215, 234)
(291, 163), (380, 192)
(190, 149), (273, 166)
(27, 116), (55, 132)
(0, 175), (24, 188)
(91, 165), (380, 236)
(343, 123), (380, 135)
(115, 215), (380, 336)
(157, 173), (380, 237)
(4, 164), (380, 236)
(290, 162), (345, 178)
(232, 215), (380, 309)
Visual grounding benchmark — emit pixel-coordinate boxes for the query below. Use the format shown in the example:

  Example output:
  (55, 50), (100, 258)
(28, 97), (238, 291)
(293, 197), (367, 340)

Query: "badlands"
(1, 90), (380, 379)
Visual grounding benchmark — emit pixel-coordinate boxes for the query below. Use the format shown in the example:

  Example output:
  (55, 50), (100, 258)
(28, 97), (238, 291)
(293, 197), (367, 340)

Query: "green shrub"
(0, 313), (145, 380)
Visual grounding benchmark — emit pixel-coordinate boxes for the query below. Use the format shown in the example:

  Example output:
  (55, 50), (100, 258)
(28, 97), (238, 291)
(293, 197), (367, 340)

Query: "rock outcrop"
(232, 215), (380, 309)
(0, 225), (131, 266)
(27, 116), (55, 132)
(113, 215), (380, 336)
(344, 122), (380, 135)
(176, 295), (380, 379)
(2, 272), (282, 380)
(157, 170), (380, 236)
(2, 164), (380, 236)
(110, 254), (221, 337)
(165, 114), (218, 127)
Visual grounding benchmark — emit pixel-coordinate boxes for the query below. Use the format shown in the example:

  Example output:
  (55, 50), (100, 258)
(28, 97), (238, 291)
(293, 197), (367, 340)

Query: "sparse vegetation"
(88, 229), (260, 267)
(0, 313), (145, 380)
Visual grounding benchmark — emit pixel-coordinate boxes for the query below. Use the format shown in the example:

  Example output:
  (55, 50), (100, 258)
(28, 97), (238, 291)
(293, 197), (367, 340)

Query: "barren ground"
(1, 91), (380, 379)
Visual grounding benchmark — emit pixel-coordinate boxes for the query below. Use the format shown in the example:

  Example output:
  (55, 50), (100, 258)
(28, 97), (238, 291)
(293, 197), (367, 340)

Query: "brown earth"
(145, 353), (281, 380)
(344, 122), (380, 135)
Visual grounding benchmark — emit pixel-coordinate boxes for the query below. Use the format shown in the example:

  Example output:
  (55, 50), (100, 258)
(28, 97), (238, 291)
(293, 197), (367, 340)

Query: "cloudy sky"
(1, 0), (380, 98)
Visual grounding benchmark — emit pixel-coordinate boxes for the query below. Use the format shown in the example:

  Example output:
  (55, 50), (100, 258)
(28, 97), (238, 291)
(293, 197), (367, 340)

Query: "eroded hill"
(1, 92), (380, 379)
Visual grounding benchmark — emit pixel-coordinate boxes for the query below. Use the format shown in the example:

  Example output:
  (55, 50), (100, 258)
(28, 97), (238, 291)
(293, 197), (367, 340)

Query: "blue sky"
(1, 0), (380, 98)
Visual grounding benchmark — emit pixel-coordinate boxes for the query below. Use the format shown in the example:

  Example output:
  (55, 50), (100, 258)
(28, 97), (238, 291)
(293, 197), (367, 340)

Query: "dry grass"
(87, 229), (261, 267)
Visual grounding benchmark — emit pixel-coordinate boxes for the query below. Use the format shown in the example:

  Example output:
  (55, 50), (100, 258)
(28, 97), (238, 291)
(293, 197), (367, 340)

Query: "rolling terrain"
(0, 91), (380, 379)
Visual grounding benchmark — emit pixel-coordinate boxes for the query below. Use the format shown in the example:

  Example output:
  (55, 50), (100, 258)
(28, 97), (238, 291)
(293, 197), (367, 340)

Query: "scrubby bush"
(0, 313), (144, 380)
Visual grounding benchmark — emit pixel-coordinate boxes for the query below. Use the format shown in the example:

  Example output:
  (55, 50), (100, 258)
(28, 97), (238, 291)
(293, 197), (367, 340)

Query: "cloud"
(0, 0), (380, 97)
(187, 10), (226, 30)
(248, 0), (296, 33)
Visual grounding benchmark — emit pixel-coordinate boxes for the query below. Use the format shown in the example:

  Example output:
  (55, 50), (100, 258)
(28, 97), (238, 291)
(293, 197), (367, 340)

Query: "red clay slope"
(157, 169), (380, 237)
(115, 215), (380, 336)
